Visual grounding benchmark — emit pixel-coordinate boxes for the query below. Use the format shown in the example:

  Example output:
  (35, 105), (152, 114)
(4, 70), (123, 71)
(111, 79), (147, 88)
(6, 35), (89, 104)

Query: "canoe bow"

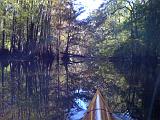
(83, 90), (114, 120)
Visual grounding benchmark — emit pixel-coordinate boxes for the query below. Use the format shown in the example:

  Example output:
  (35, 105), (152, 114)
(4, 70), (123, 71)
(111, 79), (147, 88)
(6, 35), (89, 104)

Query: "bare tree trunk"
(2, 10), (6, 50)
(2, 30), (5, 49)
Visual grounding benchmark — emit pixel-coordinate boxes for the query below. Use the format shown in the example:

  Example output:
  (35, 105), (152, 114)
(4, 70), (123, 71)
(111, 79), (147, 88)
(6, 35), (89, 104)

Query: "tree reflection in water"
(0, 59), (160, 120)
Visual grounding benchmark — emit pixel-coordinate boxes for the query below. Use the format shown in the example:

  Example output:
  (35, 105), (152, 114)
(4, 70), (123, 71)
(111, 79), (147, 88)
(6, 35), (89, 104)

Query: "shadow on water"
(0, 58), (160, 120)
(113, 60), (160, 120)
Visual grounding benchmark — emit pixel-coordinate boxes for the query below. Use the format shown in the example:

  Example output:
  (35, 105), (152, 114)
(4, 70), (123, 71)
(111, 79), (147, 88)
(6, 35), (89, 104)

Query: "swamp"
(0, 0), (160, 120)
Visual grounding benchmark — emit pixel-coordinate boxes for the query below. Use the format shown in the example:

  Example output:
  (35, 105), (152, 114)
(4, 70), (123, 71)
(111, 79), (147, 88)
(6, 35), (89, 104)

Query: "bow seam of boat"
(86, 109), (112, 114)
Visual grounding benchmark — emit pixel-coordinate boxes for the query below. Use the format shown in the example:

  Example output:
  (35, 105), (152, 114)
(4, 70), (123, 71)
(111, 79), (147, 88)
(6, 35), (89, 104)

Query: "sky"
(74, 0), (105, 20)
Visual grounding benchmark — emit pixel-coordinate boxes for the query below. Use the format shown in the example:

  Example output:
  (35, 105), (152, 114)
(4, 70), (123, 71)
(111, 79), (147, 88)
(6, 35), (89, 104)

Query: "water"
(0, 59), (160, 120)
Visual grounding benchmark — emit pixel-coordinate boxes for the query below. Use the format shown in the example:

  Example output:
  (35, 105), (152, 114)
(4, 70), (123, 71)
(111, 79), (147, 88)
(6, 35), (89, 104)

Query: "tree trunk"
(2, 10), (6, 50)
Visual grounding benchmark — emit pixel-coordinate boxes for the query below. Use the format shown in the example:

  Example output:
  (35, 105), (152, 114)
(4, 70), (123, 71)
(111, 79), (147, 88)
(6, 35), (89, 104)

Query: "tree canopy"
(0, 0), (159, 62)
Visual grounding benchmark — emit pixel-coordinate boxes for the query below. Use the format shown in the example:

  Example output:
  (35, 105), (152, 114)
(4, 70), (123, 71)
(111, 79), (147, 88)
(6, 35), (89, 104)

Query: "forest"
(0, 0), (160, 120)
(0, 0), (159, 62)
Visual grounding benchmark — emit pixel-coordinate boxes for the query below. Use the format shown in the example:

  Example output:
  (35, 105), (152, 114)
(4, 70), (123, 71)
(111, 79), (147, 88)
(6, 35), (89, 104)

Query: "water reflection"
(0, 59), (160, 120)
(69, 90), (88, 120)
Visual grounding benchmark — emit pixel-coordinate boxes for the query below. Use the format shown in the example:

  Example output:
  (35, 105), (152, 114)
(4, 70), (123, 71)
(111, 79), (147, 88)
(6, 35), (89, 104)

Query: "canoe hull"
(83, 90), (114, 120)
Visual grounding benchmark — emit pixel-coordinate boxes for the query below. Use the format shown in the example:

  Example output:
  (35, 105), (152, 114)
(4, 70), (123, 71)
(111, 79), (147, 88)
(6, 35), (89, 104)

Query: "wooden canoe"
(83, 89), (114, 120)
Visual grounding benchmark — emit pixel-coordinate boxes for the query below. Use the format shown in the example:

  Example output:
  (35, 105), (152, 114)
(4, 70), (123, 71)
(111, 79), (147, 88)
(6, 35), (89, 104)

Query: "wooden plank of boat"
(83, 89), (114, 120)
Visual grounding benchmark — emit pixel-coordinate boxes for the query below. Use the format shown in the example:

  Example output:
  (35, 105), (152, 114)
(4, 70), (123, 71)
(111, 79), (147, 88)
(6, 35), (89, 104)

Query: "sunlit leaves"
(86, 0), (149, 57)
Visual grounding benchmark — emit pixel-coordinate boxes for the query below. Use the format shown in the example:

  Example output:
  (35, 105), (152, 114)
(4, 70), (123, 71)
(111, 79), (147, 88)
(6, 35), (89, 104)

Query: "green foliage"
(0, 0), (159, 59)
(87, 0), (160, 59)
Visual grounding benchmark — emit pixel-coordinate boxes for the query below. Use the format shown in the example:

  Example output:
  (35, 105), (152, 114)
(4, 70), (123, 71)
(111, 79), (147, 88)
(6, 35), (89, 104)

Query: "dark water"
(0, 59), (160, 120)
